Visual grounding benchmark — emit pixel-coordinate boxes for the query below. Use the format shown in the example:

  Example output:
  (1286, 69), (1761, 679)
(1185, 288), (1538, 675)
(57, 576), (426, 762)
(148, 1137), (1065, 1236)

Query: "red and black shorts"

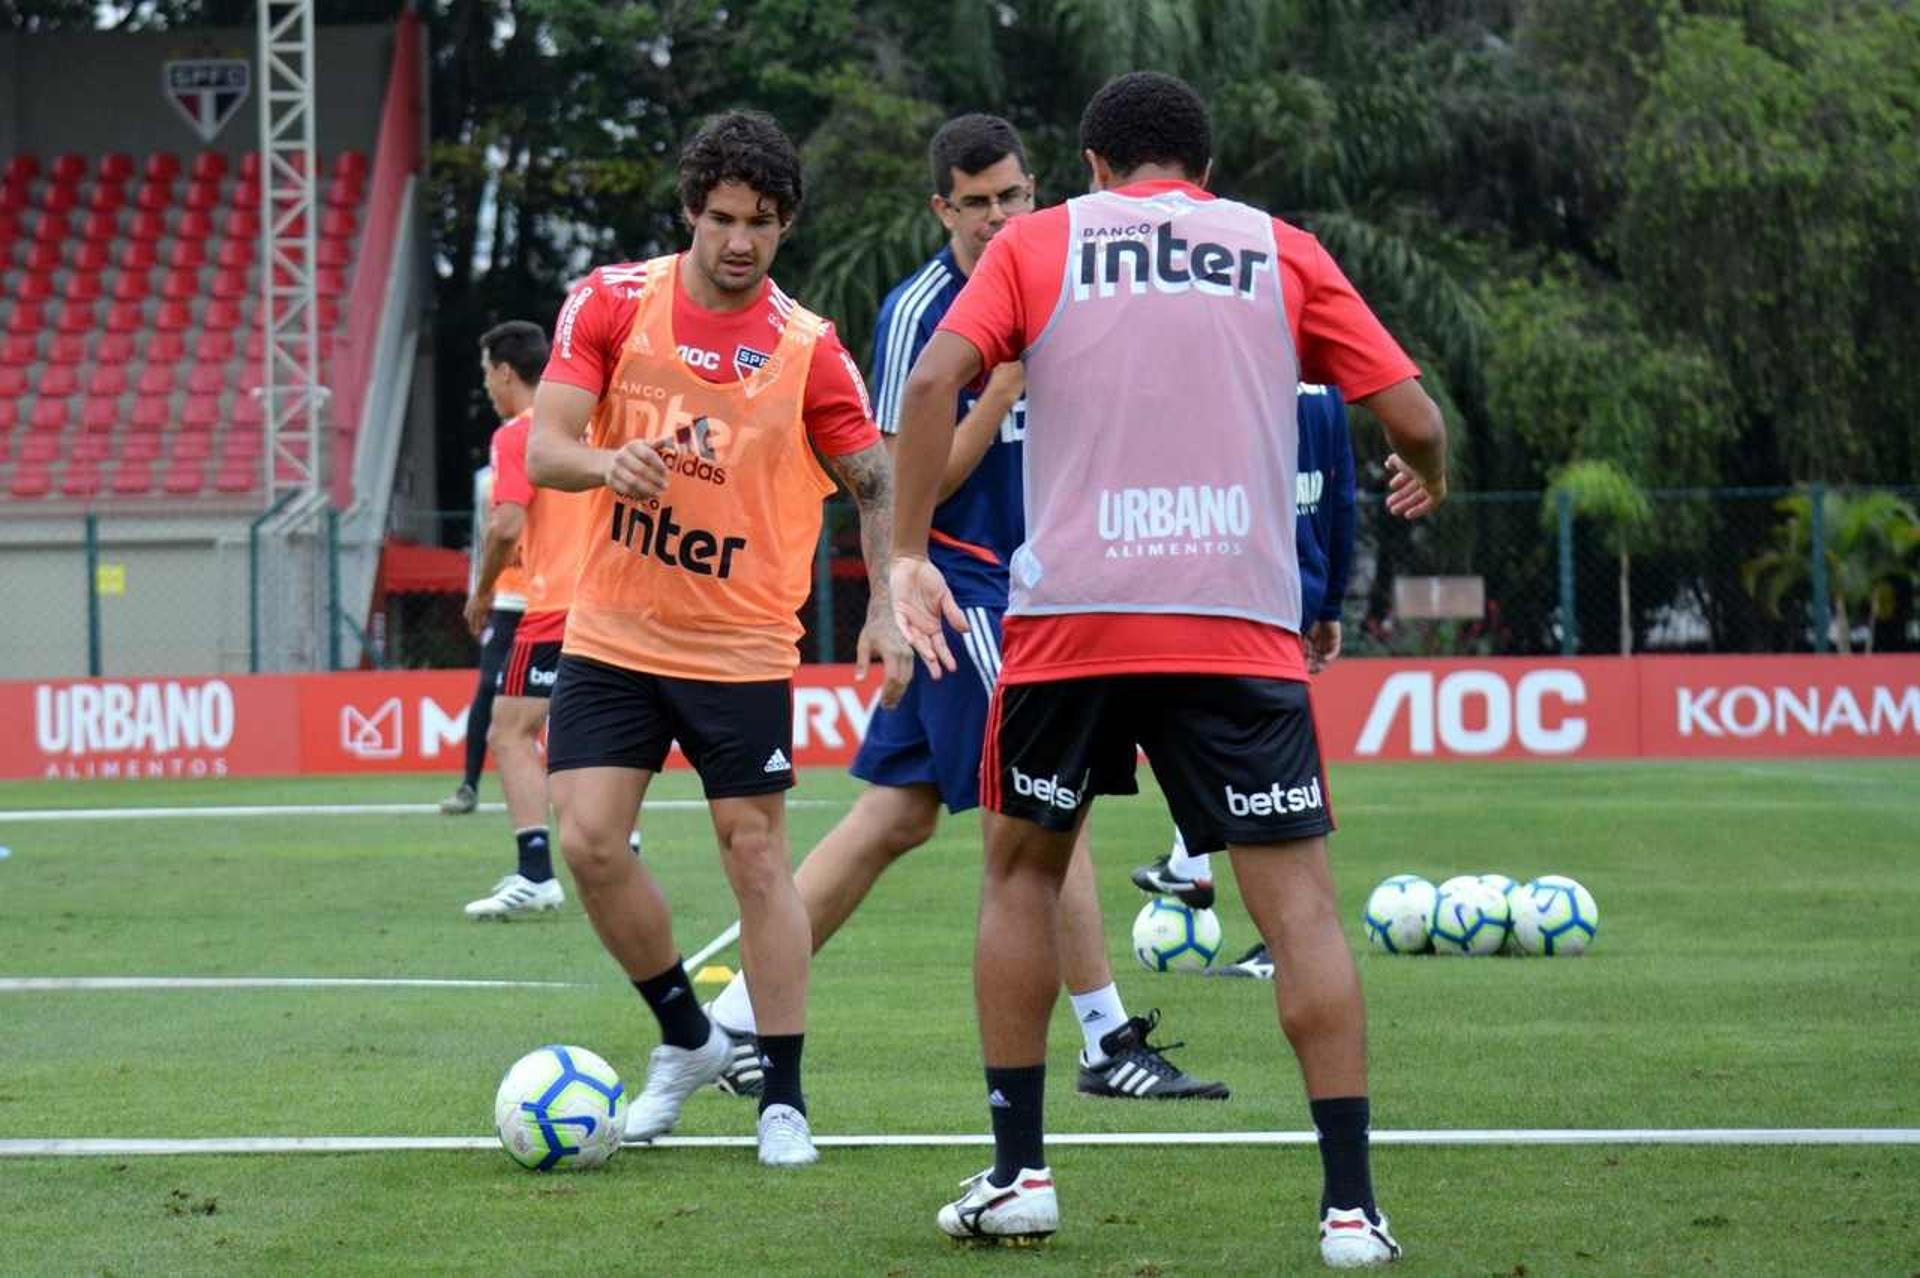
(546, 654), (794, 799)
(496, 638), (563, 699)
(983, 674), (1333, 851)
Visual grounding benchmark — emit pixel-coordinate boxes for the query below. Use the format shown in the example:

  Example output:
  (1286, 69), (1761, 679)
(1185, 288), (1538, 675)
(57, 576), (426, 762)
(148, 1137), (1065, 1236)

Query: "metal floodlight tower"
(256, 0), (325, 499)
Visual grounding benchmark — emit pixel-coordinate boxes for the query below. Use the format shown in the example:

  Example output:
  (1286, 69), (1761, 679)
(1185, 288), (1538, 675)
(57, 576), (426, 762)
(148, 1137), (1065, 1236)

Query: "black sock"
(514, 827), (553, 883)
(632, 960), (710, 1051)
(1310, 1096), (1377, 1217)
(984, 1065), (1046, 1187)
(463, 671), (495, 790)
(756, 1033), (806, 1116)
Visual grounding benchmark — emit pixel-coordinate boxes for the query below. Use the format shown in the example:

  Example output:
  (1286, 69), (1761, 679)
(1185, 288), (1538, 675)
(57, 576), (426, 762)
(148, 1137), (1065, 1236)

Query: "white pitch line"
(686, 920), (741, 971)
(0, 977), (588, 993)
(0, 799), (840, 824)
(2, 1129), (1915, 1159)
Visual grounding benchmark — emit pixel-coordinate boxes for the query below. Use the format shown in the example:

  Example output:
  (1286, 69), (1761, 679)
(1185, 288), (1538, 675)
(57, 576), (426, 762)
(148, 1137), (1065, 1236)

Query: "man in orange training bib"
(527, 111), (912, 1169)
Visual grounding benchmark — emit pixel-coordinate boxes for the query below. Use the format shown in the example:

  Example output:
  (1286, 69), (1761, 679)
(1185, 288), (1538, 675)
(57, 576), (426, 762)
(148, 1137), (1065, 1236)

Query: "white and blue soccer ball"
(494, 1045), (627, 1171)
(1509, 875), (1600, 956)
(1361, 874), (1438, 954)
(1133, 896), (1223, 971)
(1429, 876), (1512, 957)
(1476, 874), (1522, 953)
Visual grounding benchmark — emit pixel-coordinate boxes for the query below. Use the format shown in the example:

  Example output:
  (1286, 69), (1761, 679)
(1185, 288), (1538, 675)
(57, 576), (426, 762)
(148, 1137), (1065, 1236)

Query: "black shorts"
(546, 654), (794, 799)
(476, 608), (522, 687)
(496, 638), (563, 699)
(983, 675), (1333, 851)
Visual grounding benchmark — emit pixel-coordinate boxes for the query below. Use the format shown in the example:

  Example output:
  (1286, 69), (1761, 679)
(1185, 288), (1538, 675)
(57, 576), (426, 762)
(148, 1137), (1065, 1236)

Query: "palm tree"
(1543, 460), (1651, 654)
(1742, 490), (1920, 653)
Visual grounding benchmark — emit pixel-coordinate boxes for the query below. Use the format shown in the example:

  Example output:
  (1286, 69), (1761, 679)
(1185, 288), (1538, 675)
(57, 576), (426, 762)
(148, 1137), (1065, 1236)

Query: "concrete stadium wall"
(0, 515), (255, 678)
(0, 25), (391, 158)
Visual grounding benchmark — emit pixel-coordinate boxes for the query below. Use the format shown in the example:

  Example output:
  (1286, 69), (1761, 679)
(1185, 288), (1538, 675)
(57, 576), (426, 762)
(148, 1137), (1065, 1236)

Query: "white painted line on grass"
(0, 977), (588, 993)
(686, 920), (741, 971)
(3, 1129), (1915, 1158)
(0, 800), (840, 824)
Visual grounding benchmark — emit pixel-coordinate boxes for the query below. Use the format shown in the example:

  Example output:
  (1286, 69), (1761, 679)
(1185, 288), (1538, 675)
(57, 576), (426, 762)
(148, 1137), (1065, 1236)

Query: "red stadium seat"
(215, 238), (253, 269)
(0, 195), (22, 223)
(121, 433), (161, 462)
(316, 268), (346, 298)
(223, 208), (260, 240)
(24, 241), (61, 272)
(320, 208), (357, 240)
(118, 240), (157, 271)
(21, 434), (61, 462)
(332, 151), (369, 182)
(187, 365), (225, 395)
(63, 272), (103, 304)
(104, 302), (143, 334)
(155, 301), (193, 332)
(231, 393), (264, 426)
(16, 273), (54, 303)
(29, 399), (68, 431)
(144, 153), (182, 182)
(5, 155), (39, 183)
(223, 428), (263, 458)
(71, 431), (110, 460)
(87, 365), (128, 397)
(210, 268), (248, 300)
(182, 397), (222, 431)
(0, 335), (36, 366)
(173, 429), (214, 458)
(166, 239), (208, 270)
(112, 463), (153, 494)
(127, 210), (165, 242)
(81, 397), (119, 432)
(48, 333), (87, 365)
(324, 175), (363, 209)
(32, 211), (71, 243)
(0, 400), (16, 431)
(62, 462), (103, 497)
(99, 153), (136, 183)
(214, 465), (256, 493)
(42, 184), (77, 215)
(54, 302), (95, 335)
(38, 365), (79, 397)
(238, 152), (262, 182)
(134, 181), (172, 213)
(319, 298), (341, 330)
(10, 466), (52, 499)
(137, 366), (176, 396)
(0, 366), (26, 395)
(193, 331), (235, 363)
(111, 271), (151, 302)
(190, 152), (228, 182)
(315, 238), (351, 269)
(148, 332), (186, 363)
(86, 183), (125, 214)
(204, 300), (242, 331)
(160, 268), (199, 301)
(5, 303), (46, 335)
(96, 332), (136, 365)
(51, 153), (87, 183)
(164, 463), (204, 495)
(184, 180), (221, 212)
(130, 398), (169, 431)
(230, 178), (260, 211)
(177, 209), (214, 240)
(73, 240), (111, 271)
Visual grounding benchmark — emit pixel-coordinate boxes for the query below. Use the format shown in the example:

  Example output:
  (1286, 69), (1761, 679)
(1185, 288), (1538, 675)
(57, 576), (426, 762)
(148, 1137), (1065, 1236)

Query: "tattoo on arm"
(829, 442), (894, 606)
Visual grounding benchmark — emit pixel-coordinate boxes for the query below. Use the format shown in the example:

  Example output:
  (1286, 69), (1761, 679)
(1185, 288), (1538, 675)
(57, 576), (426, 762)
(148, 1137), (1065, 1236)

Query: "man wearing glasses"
(703, 113), (1224, 1105)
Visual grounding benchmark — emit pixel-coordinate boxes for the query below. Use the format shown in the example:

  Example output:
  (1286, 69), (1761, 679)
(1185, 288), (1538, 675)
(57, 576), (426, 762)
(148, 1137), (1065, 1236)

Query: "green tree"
(1742, 490), (1920, 653)
(1544, 460), (1651, 655)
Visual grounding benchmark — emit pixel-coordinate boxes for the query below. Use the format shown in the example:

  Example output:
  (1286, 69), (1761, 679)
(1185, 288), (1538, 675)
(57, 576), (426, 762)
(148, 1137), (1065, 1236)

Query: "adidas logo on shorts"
(763, 749), (791, 774)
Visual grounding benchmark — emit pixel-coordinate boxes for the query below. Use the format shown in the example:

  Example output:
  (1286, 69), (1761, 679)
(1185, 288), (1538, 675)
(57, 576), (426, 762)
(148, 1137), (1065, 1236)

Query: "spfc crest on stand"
(164, 59), (251, 143)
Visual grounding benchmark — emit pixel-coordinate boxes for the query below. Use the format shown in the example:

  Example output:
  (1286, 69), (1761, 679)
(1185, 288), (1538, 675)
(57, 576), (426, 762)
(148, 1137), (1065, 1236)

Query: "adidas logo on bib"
(763, 749), (791, 774)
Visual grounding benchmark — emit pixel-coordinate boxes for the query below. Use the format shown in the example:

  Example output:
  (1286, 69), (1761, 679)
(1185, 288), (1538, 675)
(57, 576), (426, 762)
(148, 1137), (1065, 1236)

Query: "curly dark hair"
(1078, 71), (1211, 181)
(677, 110), (804, 223)
(928, 114), (1028, 198)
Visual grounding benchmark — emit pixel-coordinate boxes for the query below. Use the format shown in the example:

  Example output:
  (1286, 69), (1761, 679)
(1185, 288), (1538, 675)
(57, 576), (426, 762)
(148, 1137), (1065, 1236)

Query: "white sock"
(1166, 830), (1212, 882)
(708, 971), (757, 1036)
(1070, 983), (1129, 1066)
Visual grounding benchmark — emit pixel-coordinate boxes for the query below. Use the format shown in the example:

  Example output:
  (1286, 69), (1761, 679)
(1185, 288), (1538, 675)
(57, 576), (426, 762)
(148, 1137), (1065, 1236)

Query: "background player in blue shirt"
(706, 114), (1224, 1101)
(1133, 384), (1359, 976)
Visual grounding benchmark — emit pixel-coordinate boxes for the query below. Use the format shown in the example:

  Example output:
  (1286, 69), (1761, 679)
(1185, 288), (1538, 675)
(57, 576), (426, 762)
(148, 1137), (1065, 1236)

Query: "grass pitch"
(1, 761), (1916, 1275)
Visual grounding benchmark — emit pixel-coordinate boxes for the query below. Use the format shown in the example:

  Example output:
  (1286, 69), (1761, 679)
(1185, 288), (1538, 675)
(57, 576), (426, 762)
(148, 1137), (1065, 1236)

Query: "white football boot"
(462, 874), (563, 920)
(622, 1024), (732, 1143)
(755, 1103), (819, 1167)
(936, 1167), (1058, 1246)
(1319, 1206), (1402, 1268)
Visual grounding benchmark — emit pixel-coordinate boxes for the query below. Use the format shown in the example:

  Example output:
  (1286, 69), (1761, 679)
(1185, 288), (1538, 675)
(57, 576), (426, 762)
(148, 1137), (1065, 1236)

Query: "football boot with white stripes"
(936, 1166), (1058, 1245)
(1075, 1011), (1229, 1100)
(1130, 856), (1216, 910)
(463, 873), (563, 919)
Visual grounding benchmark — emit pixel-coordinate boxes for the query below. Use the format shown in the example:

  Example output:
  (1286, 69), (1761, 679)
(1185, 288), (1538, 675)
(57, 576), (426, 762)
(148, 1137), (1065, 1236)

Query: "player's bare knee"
(556, 815), (627, 882)
(720, 830), (786, 902)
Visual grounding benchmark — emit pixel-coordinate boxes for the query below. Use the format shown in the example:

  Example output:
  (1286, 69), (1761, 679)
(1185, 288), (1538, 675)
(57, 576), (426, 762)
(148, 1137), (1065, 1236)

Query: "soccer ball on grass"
(1429, 876), (1512, 957)
(494, 1045), (627, 1171)
(1361, 874), (1438, 954)
(1132, 896), (1223, 971)
(1509, 875), (1599, 956)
